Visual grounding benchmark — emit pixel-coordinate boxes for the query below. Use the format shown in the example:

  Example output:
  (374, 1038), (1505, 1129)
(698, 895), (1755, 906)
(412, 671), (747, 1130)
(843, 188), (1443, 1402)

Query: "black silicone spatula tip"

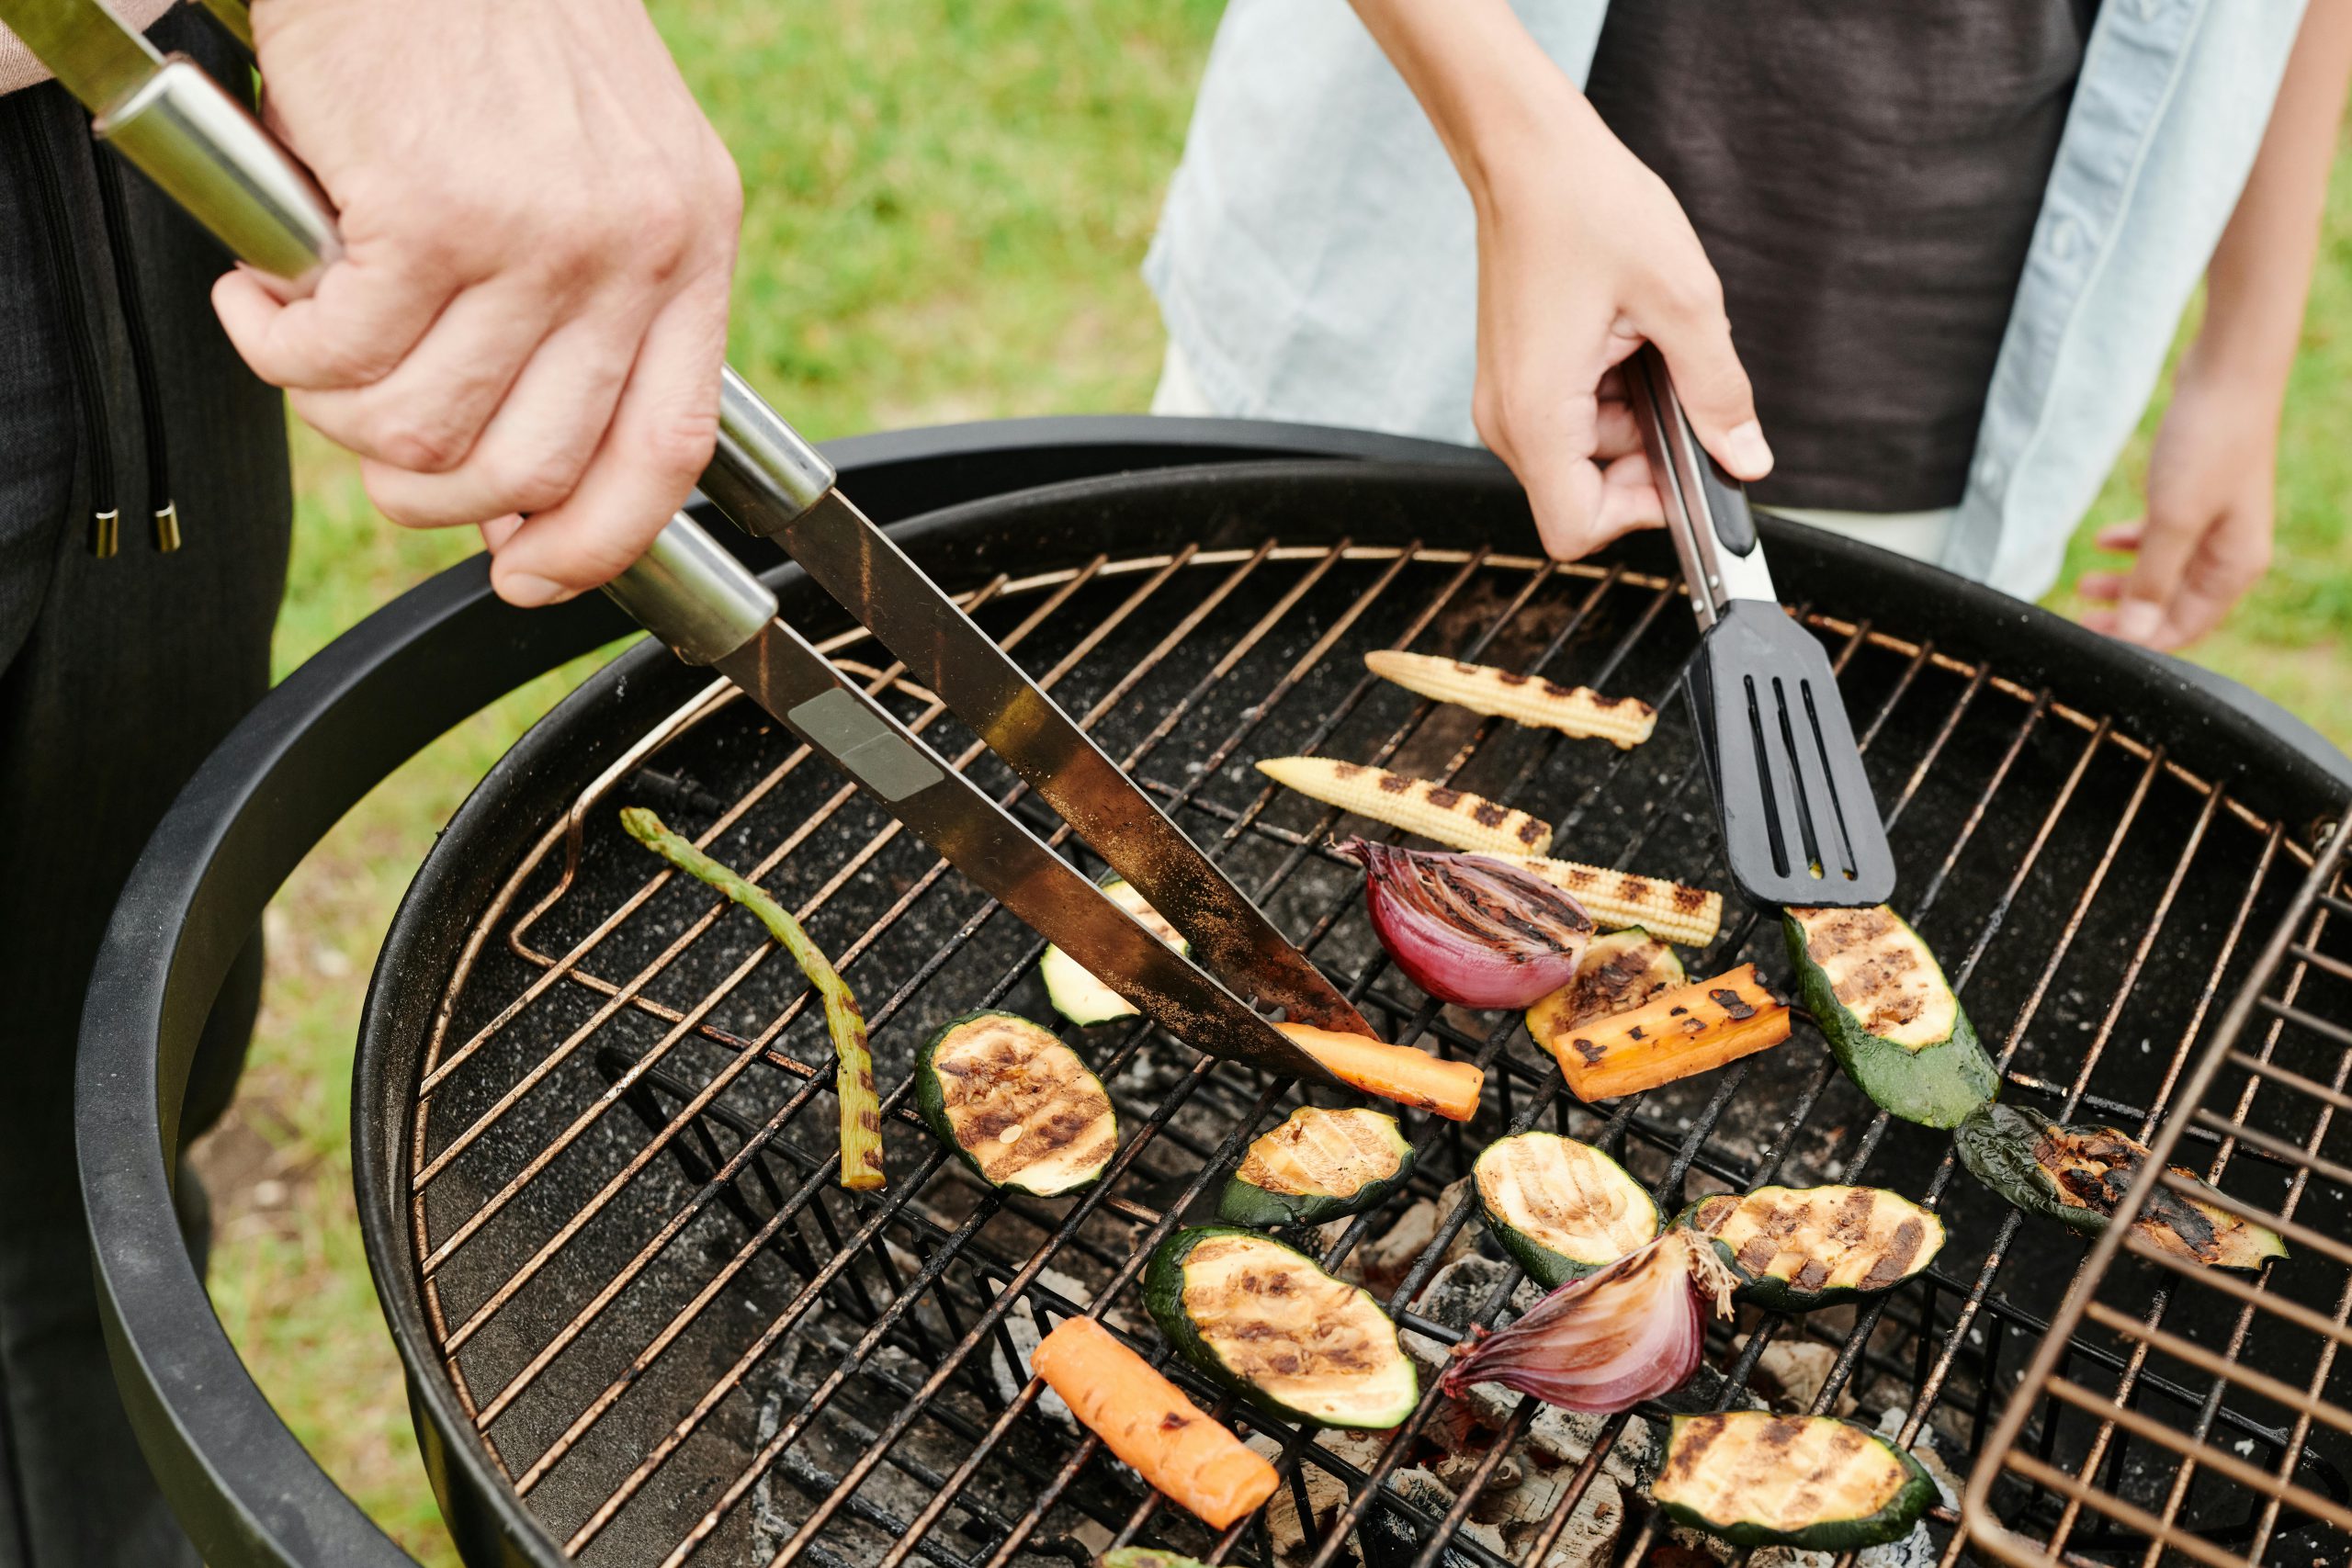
(1693, 601), (1897, 910)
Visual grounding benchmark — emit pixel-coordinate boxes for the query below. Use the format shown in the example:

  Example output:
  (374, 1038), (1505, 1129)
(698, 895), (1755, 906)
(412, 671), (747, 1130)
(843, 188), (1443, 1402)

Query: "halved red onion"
(1441, 1231), (1736, 1413)
(1336, 838), (1593, 1008)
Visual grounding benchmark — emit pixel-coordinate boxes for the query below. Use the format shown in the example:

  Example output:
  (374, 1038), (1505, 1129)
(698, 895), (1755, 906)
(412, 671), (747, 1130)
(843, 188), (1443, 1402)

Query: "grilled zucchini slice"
(1217, 1107), (1417, 1228)
(1473, 1131), (1660, 1288)
(1143, 1227), (1419, 1429)
(1676, 1184), (1945, 1311)
(913, 1011), (1117, 1196)
(1783, 905), (1997, 1128)
(1955, 1102), (2287, 1270)
(1651, 1413), (1936, 1551)
(1524, 929), (1685, 1054)
(1039, 878), (1185, 1025)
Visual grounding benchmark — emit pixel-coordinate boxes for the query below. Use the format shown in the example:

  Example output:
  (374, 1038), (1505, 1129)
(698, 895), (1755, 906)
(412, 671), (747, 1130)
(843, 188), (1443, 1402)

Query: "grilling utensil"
(1625, 344), (1897, 908)
(10, 0), (1363, 1084)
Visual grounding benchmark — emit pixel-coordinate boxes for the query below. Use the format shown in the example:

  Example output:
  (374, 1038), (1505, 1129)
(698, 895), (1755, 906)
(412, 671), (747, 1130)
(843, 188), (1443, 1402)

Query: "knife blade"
(701, 379), (1375, 1036)
(710, 611), (1342, 1085)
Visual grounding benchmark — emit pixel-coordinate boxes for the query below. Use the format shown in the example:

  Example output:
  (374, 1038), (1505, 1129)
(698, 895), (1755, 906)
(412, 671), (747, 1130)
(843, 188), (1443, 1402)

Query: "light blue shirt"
(1144, 0), (2304, 601)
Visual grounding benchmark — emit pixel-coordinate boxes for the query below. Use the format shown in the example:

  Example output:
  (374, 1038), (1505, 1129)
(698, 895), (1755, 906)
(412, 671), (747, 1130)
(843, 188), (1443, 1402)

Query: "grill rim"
(362, 461), (2347, 1568)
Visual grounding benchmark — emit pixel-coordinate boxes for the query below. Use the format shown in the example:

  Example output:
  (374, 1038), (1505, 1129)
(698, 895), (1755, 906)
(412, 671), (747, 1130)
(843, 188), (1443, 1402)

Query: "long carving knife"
(7, 0), (1345, 1085)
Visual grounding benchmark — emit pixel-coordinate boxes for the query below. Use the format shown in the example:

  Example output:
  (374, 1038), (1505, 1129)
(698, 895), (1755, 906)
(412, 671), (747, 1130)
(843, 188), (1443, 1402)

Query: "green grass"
(189, 9), (2349, 1560)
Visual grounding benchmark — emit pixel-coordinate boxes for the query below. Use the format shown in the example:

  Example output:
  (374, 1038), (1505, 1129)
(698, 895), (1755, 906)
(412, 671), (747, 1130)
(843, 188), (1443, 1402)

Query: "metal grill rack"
(1964, 818), (2352, 1568)
(396, 538), (2338, 1568)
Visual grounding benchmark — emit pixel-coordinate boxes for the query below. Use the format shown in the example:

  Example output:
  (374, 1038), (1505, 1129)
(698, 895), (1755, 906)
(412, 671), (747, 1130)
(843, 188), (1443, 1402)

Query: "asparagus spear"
(620, 807), (885, 1190)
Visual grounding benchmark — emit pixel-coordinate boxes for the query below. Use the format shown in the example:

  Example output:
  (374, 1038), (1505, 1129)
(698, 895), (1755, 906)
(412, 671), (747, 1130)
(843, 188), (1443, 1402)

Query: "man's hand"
(1467, 89), (1772, 561)
(212, 0), (741, 606)
(2075, 365), (2278, 652)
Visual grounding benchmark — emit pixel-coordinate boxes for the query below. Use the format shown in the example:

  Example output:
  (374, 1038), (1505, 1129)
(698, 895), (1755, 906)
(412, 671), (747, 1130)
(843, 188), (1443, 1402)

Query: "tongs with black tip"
(7, 0), (1363, 1084)
(1624, 345), (1897, 909)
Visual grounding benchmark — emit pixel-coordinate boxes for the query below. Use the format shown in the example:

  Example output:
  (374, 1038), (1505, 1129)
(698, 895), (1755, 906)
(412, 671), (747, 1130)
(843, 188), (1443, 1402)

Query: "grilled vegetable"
(623, 807), (884, 1190)
(1783, 905), (1997, 1129)
(1523, 929), (1685, 1054)
(1543, 964), (1790, 1102)
(1102, 1554), (1216, 1568)
(1030, 1316), (1279, 1529)
(1255, 756), (1554, 855)
(1675, 1184), (1945, 1311)
(1442, 1231), (1736, 1413)
(1039, 877), (1186, 1025)
(1336, 837), (1592, 1008)
(1218, 1107), (1416, 1227)
(1487, 853), (1721, 948)
(1363, 649), (1657, 749)
(1278, 1022), (1484, 1122)
(1651, 1413), (1936, 1551)
(1144, 1227), (1419, 1429)
(1955, 1102), (2288, 1270)
(1474, 1132), (1659, 1286)
(914, 1011), (1116, 1196)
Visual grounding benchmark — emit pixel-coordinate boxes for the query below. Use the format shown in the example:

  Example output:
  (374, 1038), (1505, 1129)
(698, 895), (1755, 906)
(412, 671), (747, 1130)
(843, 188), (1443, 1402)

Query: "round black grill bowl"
(79, 421), (2351, 1568)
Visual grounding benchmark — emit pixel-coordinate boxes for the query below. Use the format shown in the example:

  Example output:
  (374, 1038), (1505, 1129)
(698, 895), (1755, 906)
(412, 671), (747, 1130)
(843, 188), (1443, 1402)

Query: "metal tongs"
(9, 0), (1363, 1083)
(1625, 345), (1896, 908)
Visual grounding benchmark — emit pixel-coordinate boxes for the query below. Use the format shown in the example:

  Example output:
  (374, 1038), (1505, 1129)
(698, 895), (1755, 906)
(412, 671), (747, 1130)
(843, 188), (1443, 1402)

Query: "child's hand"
(1466, 95), (1772, 561)
(2075, 365), (2278, 652)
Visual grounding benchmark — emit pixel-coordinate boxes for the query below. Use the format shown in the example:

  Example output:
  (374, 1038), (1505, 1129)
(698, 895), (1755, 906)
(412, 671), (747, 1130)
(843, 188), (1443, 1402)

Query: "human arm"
(1345, 0), (1772, 561)
(2076, 0), (2352, 651)
(209, 0), (741, 607)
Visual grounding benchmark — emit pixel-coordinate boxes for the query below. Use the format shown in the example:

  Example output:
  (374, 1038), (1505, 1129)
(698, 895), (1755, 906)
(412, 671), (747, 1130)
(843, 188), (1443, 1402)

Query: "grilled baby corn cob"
(1365, 650), (1657, 749)
(1487, 852), (1722, 949)
(1255, 756), (1553, 856)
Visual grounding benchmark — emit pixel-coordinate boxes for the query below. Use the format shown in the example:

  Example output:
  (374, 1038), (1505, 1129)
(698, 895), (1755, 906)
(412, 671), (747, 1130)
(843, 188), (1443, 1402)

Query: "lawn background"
(188, 2), (2350, 1560)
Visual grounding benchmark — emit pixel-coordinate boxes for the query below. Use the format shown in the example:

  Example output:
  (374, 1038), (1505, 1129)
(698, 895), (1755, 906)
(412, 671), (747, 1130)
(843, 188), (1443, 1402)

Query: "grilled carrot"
(1031, 1316), (1279, 1529)
(1255, 756), (1554, 856)
(621, 808), (886, 1190)
(1543, 964), (1790, 1101)
(1365, 650), (1657, 748)
(1278, 1022), (1485, 1122)
(1487, 852), (1723, 948)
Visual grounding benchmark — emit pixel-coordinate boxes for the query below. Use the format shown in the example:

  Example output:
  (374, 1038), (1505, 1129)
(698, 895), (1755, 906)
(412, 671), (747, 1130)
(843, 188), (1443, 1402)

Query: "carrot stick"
(1277, 1022), (1485, 1122)
(1030, 1317), (1277, 1529)
(622, 808), (886, 1190)
(1544, 964), (1790, 1101)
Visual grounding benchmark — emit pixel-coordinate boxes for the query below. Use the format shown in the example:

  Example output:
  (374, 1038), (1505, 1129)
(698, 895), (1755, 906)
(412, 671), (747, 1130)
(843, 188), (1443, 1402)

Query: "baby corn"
(1488, 852), (1723, 949)
(1366, 650), (1657, 749)
(1255, 756), (1553, 856)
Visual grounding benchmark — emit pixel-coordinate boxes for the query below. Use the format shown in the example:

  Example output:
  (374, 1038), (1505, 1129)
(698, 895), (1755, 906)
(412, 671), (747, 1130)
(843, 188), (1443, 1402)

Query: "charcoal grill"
(77, 417), (2352, 1568)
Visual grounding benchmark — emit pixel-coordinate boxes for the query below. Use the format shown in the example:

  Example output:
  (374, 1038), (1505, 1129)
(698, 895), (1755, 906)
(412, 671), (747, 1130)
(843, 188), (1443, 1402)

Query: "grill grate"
(399, 540), (2336, 1568)
(1965, 818), (2352, 1568)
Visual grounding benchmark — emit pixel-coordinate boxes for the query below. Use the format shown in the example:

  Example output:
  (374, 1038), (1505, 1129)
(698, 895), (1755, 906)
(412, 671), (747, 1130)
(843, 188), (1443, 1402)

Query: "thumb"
(1641, 286), (1772, 484)
(2110, 510), (2203, 648)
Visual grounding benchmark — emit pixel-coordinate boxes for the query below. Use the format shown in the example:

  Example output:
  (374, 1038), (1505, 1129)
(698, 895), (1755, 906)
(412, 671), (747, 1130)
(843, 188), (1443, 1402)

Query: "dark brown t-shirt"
(1585, 2), (2097, 512)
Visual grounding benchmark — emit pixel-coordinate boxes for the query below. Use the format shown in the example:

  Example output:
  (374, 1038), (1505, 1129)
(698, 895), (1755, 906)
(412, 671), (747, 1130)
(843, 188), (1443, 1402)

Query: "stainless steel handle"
(1626, 345), (1776, 625)
(100, 54), (777, 663)
(710, 366), (837, 531)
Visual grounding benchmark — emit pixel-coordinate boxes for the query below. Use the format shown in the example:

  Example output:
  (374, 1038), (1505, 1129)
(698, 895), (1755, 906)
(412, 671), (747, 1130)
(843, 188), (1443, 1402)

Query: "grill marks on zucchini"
(1651, 1413), (1935, 1551)
(1956, 1102), (2287, 1270)
(1145, 1228), (1419, 1429)
(1039, 878), (1185, 1025)
(1219, 1107), (1415, 1227)
(915, 1012), (1116, 1195)
(1473, 1132), (1660, 1287)
(1784, 906), (1996, 1129)
(1679, 1185), (1944, 1310)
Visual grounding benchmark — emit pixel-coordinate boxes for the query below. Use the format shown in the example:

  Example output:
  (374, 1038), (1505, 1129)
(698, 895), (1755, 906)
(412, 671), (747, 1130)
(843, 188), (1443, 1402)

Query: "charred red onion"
(1336, 838), (1592, 1008)
(1441, 1231), (1736, 1413)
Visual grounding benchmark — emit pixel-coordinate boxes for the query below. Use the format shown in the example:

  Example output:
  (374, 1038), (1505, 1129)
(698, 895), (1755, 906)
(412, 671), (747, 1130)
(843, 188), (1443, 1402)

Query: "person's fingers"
(1592, 396), (1643, 460)
(479, 514), (524, 552)
(2092, 520), (2144, 553)
(1590, 451), (1665, 539)
(358, 312), (639, 527)
(289, 282), (566, 474)
(483, 273), (729, 606)
(2108, 509), (2207, 648)
(211, 254), (454, 391)
(2146, 513), (2272, 652)
(2074, 570), (2128, 603)
(1636, 267), (1771, 483)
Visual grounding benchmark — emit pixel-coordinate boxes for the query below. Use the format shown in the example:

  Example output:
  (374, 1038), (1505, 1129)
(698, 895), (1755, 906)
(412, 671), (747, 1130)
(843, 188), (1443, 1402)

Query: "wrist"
(1444, 54), (1601, 208)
